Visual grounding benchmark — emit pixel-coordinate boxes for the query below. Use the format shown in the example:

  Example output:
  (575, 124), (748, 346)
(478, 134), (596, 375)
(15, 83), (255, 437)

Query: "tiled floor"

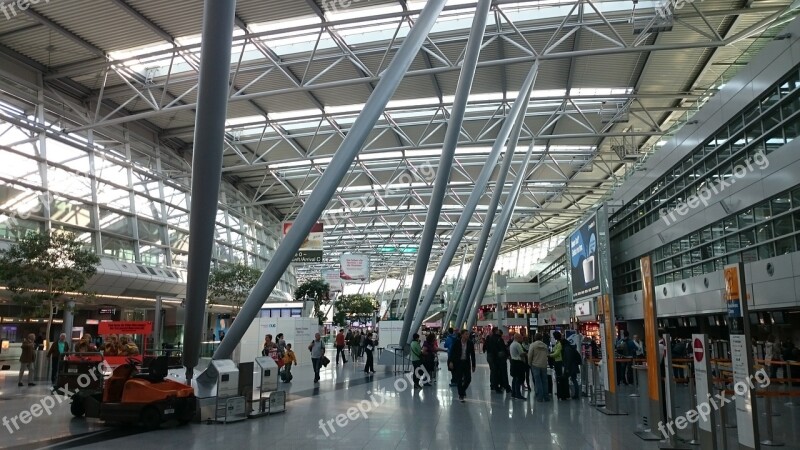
(2, 356), (800, 449)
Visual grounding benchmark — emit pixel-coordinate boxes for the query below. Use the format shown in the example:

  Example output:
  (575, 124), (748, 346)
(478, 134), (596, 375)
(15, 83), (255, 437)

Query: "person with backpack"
(444, 328), (458, 386)
(561, 334), (582, 400)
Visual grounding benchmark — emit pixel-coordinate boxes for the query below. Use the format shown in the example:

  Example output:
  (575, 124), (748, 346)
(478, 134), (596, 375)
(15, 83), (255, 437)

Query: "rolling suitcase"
(556, 375), (571, 400)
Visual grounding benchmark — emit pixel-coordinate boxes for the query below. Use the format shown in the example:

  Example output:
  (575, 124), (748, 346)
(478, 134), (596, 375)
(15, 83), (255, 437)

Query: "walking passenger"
(335, 329), (348, 364)
(309, 333), (325, 383)
(448, 330), (476, 403)
(47, 333), (68, 386)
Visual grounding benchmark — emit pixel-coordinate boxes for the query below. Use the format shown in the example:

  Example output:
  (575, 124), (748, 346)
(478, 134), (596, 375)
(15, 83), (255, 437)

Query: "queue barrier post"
(630, 358), (640, 398)
(717, 386), (729, 450)
(760, 386), (784, 447)
(687, 374), (699, 446)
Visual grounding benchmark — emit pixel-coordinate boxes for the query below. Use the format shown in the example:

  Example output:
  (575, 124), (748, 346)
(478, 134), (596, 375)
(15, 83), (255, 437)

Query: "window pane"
(102, 236), (135, 262)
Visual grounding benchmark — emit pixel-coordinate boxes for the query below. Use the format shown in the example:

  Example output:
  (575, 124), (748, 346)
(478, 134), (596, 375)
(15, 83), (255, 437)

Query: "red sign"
(693, 338), (704, 363)
(98, 321), (153, 336)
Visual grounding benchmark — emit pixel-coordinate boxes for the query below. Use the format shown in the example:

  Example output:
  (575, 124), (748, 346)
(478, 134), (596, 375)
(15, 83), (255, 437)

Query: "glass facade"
(610, 65), (800, 240)
(0, 95), (296, 294)
(610, 65), (800, 295)
(613, 187), (800, 294)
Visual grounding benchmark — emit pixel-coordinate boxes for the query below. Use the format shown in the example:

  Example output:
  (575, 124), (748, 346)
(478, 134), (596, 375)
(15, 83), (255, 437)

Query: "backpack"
(562, 340), (581, 371)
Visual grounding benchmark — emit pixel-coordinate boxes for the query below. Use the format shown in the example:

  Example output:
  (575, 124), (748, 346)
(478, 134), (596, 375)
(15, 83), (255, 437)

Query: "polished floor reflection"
(2, 355), (800, 449)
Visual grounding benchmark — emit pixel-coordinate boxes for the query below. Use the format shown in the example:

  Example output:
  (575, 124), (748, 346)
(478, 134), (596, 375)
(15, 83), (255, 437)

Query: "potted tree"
(0, 230), (100, 346)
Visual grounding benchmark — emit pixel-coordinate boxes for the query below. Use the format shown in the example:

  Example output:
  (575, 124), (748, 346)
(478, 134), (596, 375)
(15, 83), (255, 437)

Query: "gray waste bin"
(34, 350), (50, 381)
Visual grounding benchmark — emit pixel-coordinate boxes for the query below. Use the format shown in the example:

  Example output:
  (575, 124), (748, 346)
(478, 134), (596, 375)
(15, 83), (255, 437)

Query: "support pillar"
(455, 69), (538, 330)
(399, 0), (492, 349)
(212, 0), (447, 361)
(63, 300), (75, 342)
(465, 145), (540, 330)
(181, 0), (237, 381)
(154, 296), (163, 353)
(406, 59), (540, 345)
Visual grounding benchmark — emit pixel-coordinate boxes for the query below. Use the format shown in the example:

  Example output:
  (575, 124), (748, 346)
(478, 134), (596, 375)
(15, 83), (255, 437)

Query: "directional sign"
(693, 337), (704, 363)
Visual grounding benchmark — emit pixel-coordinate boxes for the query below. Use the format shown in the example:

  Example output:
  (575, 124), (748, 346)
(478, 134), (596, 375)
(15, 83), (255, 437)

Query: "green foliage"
(0, 230), (100, 340)
(332, 294), (378, 327)
(294, 278), (329, 325)
(207, 263), (262, 313)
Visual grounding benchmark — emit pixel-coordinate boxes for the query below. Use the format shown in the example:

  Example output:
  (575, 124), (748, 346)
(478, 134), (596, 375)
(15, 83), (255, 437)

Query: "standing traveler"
(448, 330), (476, 403)
(561, 335), (582, 400)
(351, 331), (361, 361)
(496, 330), (512, 393)
(18, 333), (36, 387)
(276, 333), (287, 359)
(528, 333), (550, 402)
(509, 333), (527, 400)
(444, 328), (458, 386)
(359, 331), (367, 358)
(421, 333), (436, 386)
(308, 333), (325, 383)
(262, 334), (277, 357)
(632, 334), (644, 358)
(335, 329), (348, 364)
(47, 333), (68, 386)
(410, 333), (424, 388)
(281, 343), (297, 382)
(363, 333), (376, 374)
(484, 327), (500, 392)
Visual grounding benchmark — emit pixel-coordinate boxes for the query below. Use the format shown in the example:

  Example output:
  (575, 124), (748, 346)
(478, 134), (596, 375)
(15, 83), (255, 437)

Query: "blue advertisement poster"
(569, 215), (600, 299)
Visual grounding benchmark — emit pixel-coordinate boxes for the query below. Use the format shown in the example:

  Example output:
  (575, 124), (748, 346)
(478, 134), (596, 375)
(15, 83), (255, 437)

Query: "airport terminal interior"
(2, 0), (800, 449)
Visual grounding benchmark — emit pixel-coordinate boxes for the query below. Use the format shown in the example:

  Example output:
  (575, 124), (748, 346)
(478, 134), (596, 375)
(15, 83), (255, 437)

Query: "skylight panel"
(270, 108), (322, 121)
(269, 160), (312, 169)
(326, 4), (402, 22)
(226, 115), (264, 127)
(326, 103), (365, 114)
(359, 151), (403, 161)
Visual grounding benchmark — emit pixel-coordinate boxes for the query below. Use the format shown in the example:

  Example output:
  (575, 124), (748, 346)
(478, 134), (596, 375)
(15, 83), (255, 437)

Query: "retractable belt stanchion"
(687, 373), (699, 446)
(631, 358), (641, 398)
(760, 384), (784, 447)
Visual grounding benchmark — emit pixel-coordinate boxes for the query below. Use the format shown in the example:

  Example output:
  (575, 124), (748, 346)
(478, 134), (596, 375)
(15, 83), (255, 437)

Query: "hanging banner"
(340, 253), (370, 283)
(725, 263), (760, 449)
(284, 221), (323, 263)
(322, 269), (344, 292)
(569, 214), (600, 300)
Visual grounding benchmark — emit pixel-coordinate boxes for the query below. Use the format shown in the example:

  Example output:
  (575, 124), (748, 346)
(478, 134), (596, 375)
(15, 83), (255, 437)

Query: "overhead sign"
(322, 269), (343, 292)
(98, 307), (116, 315)
(574, 300), (593, 318)
(284, 221), (323, 263)
(98, 321), (153, 335)
(340, 253), (370, 283)
(569, 214), (600, 299)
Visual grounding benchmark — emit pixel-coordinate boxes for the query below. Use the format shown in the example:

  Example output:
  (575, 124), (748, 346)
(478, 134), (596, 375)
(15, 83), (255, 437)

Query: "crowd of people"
(260, 328), (380, 384)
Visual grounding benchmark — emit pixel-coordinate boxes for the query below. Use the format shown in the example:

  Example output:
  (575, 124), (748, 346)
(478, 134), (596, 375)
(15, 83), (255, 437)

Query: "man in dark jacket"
(561, 337), (581, 400)
(448, 330), (476, 402)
